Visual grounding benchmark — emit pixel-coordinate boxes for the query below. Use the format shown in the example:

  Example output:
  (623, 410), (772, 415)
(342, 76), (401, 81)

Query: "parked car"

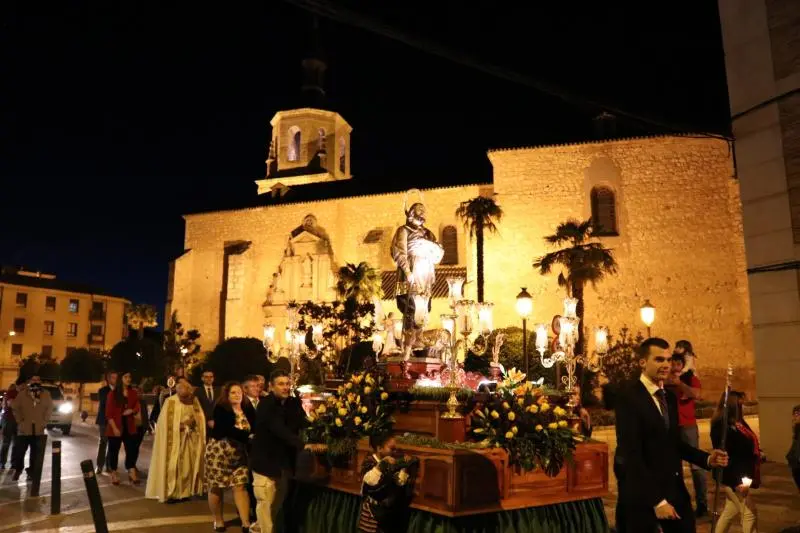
(42, 384), (73, 435)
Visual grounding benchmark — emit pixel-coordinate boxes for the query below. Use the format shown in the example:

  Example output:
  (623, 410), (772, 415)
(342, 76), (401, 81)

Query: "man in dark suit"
(614, 338), (728, 533)
(196, 370), (218, 429)
(95, 371), (117, 475)
(250, 369), (322, 533)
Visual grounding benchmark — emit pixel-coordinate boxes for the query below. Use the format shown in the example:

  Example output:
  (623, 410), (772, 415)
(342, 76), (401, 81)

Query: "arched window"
(591, 186), (618, 236)
(441, 225), (458, 265)
(338, 137), (346, 173)
(317, 128), (326, 152)
(288, 126), (301, 162)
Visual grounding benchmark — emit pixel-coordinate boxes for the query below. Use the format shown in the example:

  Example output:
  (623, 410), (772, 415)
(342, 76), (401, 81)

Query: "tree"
(18, 353), (60, 382)
(163, 311), (202, 374)
(108, 337), (166, 382)
(126, 303), (159, 339)
(599, 328), (645, 410)
(202, 337), (271, 383)
(455, 195), (503, 303)
(60, 348), (104, 412)
(336, 262), (382, 310)
(533, 219), (617, 357)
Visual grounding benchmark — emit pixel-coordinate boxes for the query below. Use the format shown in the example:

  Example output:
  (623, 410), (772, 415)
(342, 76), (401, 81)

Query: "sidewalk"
(594, 416), (800, 532)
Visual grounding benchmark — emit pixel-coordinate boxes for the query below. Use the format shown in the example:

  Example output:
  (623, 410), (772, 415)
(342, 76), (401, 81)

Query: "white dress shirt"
(639, 373), (664, 414)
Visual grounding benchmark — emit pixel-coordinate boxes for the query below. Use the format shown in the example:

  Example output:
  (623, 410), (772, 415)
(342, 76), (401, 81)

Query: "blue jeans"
(680, 424), (708, 508)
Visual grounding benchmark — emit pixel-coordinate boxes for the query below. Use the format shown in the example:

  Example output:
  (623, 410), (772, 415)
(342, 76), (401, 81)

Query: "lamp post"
(640, 300), (655, 337)
(515, 288), (533, 376)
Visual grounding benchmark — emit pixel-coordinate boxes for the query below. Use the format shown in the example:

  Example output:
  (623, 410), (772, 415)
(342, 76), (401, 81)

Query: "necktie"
(207, 387), (213, 401)
(654, 389), (670, 429)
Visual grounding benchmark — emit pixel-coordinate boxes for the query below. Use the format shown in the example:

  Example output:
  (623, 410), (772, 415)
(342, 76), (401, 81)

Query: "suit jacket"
(250, 393), (307, 478)
(614, 380), (709, 511)
(197, 386), (220, 422)
(208, 403), (256, 445)
(12, 387), (53, 436)
(96, 385), (111, 426)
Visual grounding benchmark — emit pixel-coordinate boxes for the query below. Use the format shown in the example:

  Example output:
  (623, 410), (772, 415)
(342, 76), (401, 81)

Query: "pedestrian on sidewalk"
(787, 404), (800, 492)
(0, 383), (19, 469)
(10, 375), (52, 481)
(711, 391), (761, 533)
(665, 343), (709, 518)
(105, 371), (142, 486)
(95, 371), (117, 475)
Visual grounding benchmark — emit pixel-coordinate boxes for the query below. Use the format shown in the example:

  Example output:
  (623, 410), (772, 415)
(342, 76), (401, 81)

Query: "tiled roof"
(381, 266), (467, 300)
(0, 272), (128, 300)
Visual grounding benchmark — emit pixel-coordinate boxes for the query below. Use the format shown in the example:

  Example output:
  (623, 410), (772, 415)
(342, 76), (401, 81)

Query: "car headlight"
(58, 403), (73, 414)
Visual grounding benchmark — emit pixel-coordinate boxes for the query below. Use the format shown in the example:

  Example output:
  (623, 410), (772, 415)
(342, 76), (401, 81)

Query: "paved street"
(0, 416), (798, 532)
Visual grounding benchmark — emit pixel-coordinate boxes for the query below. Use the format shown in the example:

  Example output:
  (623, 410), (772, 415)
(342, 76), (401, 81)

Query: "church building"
(166, 52), (754, 395)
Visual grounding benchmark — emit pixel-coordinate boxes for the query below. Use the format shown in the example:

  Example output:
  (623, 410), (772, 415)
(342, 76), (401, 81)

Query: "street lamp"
(515, 288), (533, 376)
(640, 299), (655, 337)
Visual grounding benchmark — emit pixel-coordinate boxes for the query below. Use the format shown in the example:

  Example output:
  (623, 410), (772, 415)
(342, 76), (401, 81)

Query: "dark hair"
(637, 338), (670, 360)
(671, 351), (686, 365)
(269, 369), (290, 383)
(216, 381), (244, 411)
(113, 371), (132, 408)
(793, 404), (800, 415)
(369, 432), (394, 451)
(243, 374), (260, 383)
(675, 340), (694, 355)
(712, 390), (743, 424)
(201, 369), (214, 376)
(176, 376), (191, 386)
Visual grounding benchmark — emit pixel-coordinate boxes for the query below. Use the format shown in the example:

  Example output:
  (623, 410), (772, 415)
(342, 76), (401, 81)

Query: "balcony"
(87, 333), (105, 345)
(89, 309), (106, 321)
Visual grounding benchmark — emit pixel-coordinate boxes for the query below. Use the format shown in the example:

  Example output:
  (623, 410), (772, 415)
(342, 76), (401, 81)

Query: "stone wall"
(487, 136), (754, 396)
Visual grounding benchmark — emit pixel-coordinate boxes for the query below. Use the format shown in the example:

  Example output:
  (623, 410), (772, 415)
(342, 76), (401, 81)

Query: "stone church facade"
(167, 105), (754, 394)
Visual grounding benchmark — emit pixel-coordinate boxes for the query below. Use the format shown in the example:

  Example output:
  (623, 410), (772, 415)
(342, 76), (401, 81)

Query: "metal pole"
(522, 317), (528, 376)
(51, 440), (61, 515)
(80, 460), (109, 533)
(30, 433), (47, 497)
(647, 326), (651, 337)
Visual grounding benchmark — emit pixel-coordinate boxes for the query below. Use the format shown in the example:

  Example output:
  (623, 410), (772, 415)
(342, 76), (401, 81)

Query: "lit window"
(45, 296), (56, 311)
(591, 186), (618, 236)
(69, 299), (79, 313)
(44, 321), (54, 336)
(318, 128), (326, 151)
(288, 126), (301, 162)
(338, 137), (346, 173)
(67, 323), (78, 337)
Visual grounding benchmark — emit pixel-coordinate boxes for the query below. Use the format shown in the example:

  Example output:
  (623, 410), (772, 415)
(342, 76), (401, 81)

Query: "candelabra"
(532, 298), (609, 406)
(439, 277), (494, 419)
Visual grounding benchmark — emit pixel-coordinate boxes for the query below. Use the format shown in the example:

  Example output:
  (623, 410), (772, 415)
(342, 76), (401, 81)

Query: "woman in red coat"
(105, 371), (142, 485)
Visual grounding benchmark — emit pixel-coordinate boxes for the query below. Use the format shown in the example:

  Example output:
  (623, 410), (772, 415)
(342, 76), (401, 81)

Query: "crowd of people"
(2, 339), (800, 533)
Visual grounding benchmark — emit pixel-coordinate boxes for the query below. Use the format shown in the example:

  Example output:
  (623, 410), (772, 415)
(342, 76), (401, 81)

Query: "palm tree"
(533, 219), (617, 356)
(455, 195), (504, 303)
(126, 304), (159, 340)
(336, 262), (383, 306)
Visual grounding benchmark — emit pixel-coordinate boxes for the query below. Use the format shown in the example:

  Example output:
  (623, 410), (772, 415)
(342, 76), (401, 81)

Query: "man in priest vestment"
(146, 377), (206, 503)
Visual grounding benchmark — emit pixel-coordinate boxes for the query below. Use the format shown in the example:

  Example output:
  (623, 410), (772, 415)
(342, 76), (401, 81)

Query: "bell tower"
(256, 18), (352, 197)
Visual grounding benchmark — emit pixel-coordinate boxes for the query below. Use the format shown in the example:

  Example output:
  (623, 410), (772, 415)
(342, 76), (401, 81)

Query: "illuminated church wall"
(486, 135), (753, 394)
(168, 134), (754, 395)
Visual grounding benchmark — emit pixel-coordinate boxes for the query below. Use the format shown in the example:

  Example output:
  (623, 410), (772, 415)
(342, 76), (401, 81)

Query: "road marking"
(0, 495), (144, 532)
(0, 484), (112, 507)
(17, 514), (211, 533)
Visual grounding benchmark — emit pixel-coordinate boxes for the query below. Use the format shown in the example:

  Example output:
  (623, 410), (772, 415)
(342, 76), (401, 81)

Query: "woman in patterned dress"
(205, 382), (256, 532)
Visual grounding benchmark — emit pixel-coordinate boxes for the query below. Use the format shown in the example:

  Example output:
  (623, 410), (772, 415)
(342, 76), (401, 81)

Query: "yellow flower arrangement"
(380, 392), (389, 400)
(345, 382), (353, 389)
(540, 402), (550, 413)
(338, 408), (347, 416)
(490, 410), (500, 419)
(354, 416), (362, 426)
(360, 406), (368, 414)
(364, 386), (372, 394)
(558, 420), (568, 428)
(517, 398), (525, 406)
(548, 422), (558, 430)
(535, 424), (543, 431)
(505, 431), (514, 439)
(507, 411), (516, 421)
(527, 404), (539, 414)
(316, 404), (327, 414)
(335, 418), (343, 427)
(502, 401), (510, 410)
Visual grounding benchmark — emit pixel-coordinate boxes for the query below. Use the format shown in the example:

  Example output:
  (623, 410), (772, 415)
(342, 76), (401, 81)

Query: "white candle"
(741, 476), (752, 488)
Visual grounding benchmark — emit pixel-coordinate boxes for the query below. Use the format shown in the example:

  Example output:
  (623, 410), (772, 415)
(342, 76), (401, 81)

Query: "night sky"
(2, 2), (730, 320)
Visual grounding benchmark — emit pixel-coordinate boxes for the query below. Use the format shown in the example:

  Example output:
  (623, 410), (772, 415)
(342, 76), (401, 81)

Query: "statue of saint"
(391, 200), (444, 360)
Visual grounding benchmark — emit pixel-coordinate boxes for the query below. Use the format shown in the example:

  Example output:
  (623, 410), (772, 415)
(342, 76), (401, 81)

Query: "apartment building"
(0, 268), (130, 389)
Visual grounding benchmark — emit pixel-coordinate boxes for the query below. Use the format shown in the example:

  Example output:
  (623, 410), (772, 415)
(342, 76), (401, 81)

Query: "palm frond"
(456, 196), (504, 239)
